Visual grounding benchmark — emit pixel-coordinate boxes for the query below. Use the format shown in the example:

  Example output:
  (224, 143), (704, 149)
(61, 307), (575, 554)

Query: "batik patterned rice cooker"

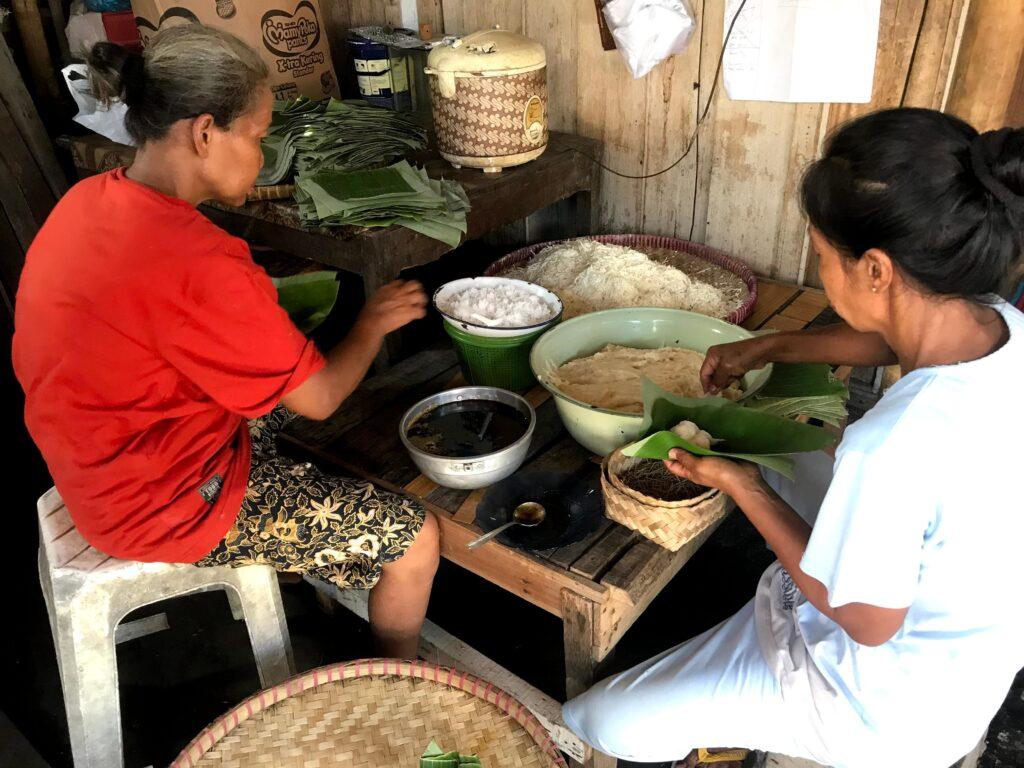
(425, 28), (547, 173)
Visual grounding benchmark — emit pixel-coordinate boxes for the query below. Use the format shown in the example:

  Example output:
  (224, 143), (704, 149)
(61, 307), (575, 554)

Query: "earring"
(871, 286), (878, 293)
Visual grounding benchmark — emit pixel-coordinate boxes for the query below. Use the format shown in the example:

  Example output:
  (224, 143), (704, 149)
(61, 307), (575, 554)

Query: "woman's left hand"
(664, 449), (763, 495)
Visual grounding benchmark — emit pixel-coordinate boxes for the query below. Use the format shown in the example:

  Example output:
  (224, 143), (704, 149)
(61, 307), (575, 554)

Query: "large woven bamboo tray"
(171, 659), (568, 768)
(485, 234), (758, 326)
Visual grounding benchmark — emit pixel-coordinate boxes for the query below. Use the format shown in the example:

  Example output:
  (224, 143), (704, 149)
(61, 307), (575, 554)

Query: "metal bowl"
(399, 386), (536, 490)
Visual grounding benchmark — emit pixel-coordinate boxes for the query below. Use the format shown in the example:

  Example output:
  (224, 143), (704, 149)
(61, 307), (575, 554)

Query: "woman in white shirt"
(562, 108), (1024, 768)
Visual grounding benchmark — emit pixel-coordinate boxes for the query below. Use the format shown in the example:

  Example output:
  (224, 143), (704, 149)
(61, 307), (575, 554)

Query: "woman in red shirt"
(13, 25), (438, 659)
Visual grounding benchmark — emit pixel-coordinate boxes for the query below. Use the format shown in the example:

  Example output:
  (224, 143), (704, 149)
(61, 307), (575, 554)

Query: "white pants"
(562, 453), (839, 764)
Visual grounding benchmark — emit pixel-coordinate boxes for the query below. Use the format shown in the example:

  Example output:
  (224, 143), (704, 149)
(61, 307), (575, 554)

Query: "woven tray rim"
(170, 658), (569, 768)
(484, 234), (758, 326)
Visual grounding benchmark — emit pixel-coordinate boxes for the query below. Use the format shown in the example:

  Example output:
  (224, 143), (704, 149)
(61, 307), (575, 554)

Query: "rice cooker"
(425, 28), (548, 173)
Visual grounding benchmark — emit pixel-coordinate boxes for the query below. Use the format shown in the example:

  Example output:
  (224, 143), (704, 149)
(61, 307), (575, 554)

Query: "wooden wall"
(327, 0), (1024, 285)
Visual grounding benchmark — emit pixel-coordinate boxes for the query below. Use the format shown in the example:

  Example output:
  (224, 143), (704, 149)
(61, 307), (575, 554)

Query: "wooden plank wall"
(325, 0), (1024, 285)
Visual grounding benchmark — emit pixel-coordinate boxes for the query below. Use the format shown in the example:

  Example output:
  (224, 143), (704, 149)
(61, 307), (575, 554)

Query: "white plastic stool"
(37, 487), (296, 768)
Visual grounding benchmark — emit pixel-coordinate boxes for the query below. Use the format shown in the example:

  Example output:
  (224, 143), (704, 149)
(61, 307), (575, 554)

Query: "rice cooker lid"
(427, 28), (546, 75)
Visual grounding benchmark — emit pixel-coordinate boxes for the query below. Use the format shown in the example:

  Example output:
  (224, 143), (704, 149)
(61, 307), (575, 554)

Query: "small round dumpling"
(670, 420), (714, 450)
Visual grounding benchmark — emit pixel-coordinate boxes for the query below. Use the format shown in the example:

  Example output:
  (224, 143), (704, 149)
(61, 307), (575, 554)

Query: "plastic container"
(86, 0), (131, 11)
(433, 276), (562, 390)
(348, 32), (414, 111)
(444, 321), (549, 390)
(101, 10), (141, 53)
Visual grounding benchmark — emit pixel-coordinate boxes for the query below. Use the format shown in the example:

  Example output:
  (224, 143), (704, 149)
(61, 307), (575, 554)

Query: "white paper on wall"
(722, 0), (881, 103)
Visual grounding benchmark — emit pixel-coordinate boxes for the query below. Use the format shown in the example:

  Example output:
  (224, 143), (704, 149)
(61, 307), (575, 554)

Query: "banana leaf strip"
(420, 740), (484, 767)
(745, 363), (849, 426)
(271, 270), (340, 334)
(624, 380), (836, 479)
(258, 98), (428, 185)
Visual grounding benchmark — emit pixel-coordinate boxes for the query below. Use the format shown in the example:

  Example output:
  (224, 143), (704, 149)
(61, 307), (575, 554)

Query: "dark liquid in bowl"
(406, 400), (529, 458)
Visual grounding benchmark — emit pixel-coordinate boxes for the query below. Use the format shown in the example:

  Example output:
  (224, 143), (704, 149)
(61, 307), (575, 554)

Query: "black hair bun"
(971, 128), (1024, 219)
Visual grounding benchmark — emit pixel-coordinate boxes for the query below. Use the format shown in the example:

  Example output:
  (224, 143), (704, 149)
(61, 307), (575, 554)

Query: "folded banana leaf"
(258, 98), (428, 186)
(420, 740), (482, 767)
(271, 270), (340, 334)
(623, 380), (836, 478)
(745, 363), (849, 427)
(294, 161), (470, 248)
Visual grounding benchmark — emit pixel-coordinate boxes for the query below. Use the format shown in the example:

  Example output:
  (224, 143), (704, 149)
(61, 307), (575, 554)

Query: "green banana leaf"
(754, 362), (848, 398)
(294, 161), (471, 248)
(258, 98), (428, 185)
(420, 740), (482, 767)
(744, 363), (849, 427)
(271, 271), (340, 334)
(623, 380), (836, 479)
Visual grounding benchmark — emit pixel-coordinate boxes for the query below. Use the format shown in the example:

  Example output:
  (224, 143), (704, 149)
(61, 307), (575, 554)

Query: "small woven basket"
(601, 451), (729, 552)
(171, 659), (567, 768)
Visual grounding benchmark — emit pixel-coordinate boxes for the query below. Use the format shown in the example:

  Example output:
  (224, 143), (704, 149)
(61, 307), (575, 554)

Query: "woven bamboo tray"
(484, 234), (758, 326)
(171, 659), (568, 768)
(602, 452), (729, 552)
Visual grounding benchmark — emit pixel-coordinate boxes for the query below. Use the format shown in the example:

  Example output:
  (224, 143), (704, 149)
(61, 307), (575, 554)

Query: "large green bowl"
(529, 308), (772, 456)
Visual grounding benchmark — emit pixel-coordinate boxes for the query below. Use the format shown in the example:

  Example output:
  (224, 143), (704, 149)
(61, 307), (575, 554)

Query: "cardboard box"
(130, 0), (340, 101)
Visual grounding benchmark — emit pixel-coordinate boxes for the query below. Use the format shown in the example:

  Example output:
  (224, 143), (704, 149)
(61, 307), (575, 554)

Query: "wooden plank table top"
(281, 278), (837, 767)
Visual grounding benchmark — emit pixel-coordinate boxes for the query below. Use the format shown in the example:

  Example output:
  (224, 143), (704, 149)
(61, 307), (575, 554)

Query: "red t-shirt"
(13, 169), (325, 562)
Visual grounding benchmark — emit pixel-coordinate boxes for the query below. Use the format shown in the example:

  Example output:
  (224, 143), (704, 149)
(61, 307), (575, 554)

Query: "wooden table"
(281, 279), (833, 768)
(65, 131), (602, 366)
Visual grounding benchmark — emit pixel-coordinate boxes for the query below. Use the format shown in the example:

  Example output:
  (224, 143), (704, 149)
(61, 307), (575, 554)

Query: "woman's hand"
(357, 280), (428, 337)
(700, 337), (774, 394)
(664, 449), (763, 496)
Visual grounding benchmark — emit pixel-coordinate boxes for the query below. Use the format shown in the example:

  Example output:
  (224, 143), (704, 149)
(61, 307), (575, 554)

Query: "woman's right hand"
(357, 280), (428, 337)
(700, 336), (774, 394)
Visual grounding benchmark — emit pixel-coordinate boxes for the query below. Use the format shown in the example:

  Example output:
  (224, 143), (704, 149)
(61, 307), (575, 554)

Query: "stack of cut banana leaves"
(744, 363), (849, 427)
(257, 97), (428, 185)
(295, 160), (470, 248)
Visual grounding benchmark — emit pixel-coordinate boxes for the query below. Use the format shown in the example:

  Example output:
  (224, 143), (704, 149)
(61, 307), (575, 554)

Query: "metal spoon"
(466, 502), (546, 549)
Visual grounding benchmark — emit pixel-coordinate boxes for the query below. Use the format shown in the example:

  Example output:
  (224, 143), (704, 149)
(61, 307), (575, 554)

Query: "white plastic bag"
(62, 64), (136, 146)
(65, 0), (108, 59)
(603, 0), (696, 79)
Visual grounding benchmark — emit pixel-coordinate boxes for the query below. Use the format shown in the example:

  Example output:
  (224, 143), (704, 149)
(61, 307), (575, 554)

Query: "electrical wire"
(573, 0), (751, 181)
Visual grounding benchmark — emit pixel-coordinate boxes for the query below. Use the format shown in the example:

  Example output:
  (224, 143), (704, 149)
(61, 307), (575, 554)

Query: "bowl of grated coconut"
(434, 277), (563, 390)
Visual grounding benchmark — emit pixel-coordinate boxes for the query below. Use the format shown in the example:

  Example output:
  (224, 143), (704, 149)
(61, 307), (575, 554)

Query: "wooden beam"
(0, 35), (66, 198)
(417, 0), (445, 36)
(945, 0), (1024, 130)
(596, 514), (726, 657)
(561, 589), (617, 768)
(11, 0), (62, 105)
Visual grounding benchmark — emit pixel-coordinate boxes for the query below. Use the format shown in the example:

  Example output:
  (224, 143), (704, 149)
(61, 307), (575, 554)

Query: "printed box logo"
(262, 0), (321, 57)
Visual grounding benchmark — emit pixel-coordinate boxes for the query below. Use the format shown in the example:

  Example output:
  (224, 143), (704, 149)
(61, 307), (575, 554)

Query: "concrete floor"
(3, 312), (1023, 768)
